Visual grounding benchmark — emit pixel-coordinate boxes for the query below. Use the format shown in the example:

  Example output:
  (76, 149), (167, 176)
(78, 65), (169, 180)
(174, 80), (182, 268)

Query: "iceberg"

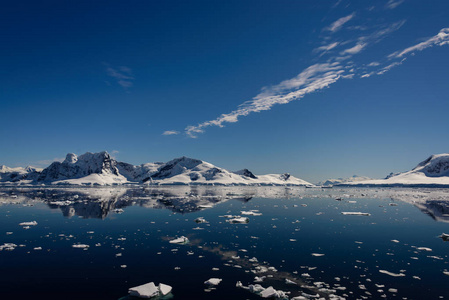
(226, 217), (249, 224)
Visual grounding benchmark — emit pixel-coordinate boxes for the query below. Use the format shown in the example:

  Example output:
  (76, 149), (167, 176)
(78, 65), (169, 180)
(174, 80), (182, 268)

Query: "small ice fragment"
(34, 247), (42, 250)
(194, 217), (208, 223)
(19, 221), (37, 226)
(341, 212), (371, 216)
(417, 247), (432, 252)
(212, 268), (220, 271)
(388, 288), (398, 293)
(121, 265), (127, 268)
(204, 278), (222, 286)
(241, 210), (262, 216)
(6, 232), (13, 235)
(311, 253), (325, 257)
(391, 240), (399, 243)
(379, 270), (405, 277)
(113, 208), (124, 214)
(129, 282), (159, 298)
(290, 239), (297, 242)
(169, 236), (189, 244)
(285, 278), (297, 285)
(389, 203), (398, 206)
(72, 244), (89, 249)
(226, 217), (249, 224)
(254, 276), (265, 282)
(443, 271), (449, 276)
(0, 243), (17, 251)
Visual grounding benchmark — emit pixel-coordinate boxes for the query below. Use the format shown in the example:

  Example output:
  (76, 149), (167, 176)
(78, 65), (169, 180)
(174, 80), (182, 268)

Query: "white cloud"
(386, 0), (404, 9)
(315, 42), (339, 53)
(377, 58), (407, 75)
(389, 28), (449, 58)
(340, 43), (366, 55)
(163, 130), (180, 136)
(326, 13), (355, 33)
(367, 62), (380, 67)
(105, 64), (134, 88)
(185, 63), (344, 137)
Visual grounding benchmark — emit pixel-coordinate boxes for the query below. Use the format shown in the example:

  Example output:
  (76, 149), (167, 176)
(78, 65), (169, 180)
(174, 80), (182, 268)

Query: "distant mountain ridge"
(339, 153), (449, 187)
(0, 151), (313, 186)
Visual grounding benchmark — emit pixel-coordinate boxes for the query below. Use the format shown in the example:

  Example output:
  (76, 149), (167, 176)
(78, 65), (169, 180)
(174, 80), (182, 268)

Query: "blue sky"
(1, 0), (449, 183)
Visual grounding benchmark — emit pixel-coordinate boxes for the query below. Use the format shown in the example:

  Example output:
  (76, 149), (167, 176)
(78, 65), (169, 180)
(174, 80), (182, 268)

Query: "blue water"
(0, 187), (449, 299)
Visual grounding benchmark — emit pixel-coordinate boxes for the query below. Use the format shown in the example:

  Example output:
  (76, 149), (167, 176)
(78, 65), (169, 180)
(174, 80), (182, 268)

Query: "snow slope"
(342, 154), (449, 187)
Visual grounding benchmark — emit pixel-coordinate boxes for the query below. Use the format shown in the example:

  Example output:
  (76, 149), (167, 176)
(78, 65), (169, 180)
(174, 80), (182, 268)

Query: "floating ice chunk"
(34, 247), (42, 250)
(212, 268), (220, 271)
(114, 208), (124, 214)
(194, 217), (208, 223)
(260, 286), (288, 299)
(72, 244), (89, 249)
(129, 282), (159, 298)
(285, 278), (297, 285)
(388, 288), (398, 293)
(254, 276), (266, 283)
(121, 265), (127, 268)
(19, 221), (37, 226)
(440, 233), (449, 241)
(204, 278), (222, 286)
(241, 210), (262, 216)
(391, 240), (400, 243)
(159, 283), (172, 296)
(0, 243), (17, 251)
(443, 271), (449, 276)
(226, 217), (249, 224)
(417, 247), (432, 252)
(311, 253), (325, 257)
(169, 236), (189, 244)
(379, 270), (405, 277)
(341, 212), (371, 216)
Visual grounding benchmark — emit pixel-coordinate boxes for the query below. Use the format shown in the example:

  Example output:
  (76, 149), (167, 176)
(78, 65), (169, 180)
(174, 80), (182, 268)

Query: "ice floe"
(128, 282), (172, 298)
(169, 236), (189, 244)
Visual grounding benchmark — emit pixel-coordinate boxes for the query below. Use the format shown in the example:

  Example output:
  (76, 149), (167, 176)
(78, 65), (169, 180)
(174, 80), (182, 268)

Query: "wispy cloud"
(340, 43), (366, 55)
(105, 64), (134, 89)
(389, 28), (449, 58)
(315, 42), (340, 53)
(186, 63), (344, 138)
(165, 7), (445, 138)
(386, 0), (404, 10)
(326, 13), (355, 33)
(162, 130), (180, 136)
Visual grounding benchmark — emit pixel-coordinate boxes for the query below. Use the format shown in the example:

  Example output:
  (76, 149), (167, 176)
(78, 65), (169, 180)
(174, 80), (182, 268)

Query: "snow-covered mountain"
(341, 153), (449, 187)
(0, 165), (42, 183)
(37, 152), (127, 185)
(317, 175), (372, 187)
(0, 152), (313, 186)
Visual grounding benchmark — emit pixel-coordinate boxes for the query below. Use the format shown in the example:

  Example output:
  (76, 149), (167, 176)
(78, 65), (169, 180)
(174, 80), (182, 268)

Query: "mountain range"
(2, 152), (449, 187)
(0, 151), (313, 186)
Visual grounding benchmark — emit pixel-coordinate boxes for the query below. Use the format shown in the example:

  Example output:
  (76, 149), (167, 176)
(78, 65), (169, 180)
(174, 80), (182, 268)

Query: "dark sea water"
(1, 186), (449, 299)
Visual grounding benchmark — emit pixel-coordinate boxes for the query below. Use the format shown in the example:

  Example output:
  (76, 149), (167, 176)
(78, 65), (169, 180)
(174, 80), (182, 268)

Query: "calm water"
(1, 186), (449, 299)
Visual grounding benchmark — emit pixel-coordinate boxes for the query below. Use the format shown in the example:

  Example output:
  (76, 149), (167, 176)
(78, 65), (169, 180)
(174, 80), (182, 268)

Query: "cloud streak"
(174, 13), (446, 138)
(326, 13), (355, 33)
(163, 130), (180, 136)
(186, 63), (344, 137)
(105, 65), (134, 89)
(389, 28), (449, 58)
